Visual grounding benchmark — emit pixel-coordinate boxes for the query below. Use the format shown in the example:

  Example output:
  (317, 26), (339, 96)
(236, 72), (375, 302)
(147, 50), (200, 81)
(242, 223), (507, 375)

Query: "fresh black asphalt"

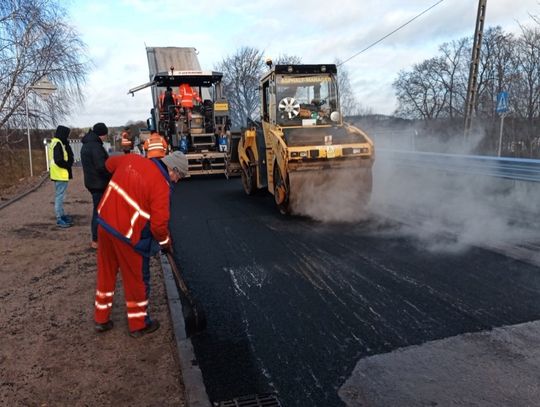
(168, 176), (540, 407)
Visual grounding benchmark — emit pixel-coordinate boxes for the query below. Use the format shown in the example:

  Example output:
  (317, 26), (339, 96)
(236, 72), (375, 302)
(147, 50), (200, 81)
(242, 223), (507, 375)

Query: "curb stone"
(160, 253), (212, 407)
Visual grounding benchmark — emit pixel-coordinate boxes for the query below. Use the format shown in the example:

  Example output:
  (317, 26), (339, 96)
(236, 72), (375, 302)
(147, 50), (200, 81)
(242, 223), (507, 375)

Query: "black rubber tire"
(273, 164), (290, 215)
(241, 149), (258, 195)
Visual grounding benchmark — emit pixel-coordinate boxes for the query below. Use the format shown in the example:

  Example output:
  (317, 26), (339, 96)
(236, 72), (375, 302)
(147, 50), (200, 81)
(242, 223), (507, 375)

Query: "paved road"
(169, 176), (540, 406)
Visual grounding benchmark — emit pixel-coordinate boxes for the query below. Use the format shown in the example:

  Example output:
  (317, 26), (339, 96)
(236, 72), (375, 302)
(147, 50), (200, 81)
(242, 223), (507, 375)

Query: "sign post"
(496, 91), (509, 157)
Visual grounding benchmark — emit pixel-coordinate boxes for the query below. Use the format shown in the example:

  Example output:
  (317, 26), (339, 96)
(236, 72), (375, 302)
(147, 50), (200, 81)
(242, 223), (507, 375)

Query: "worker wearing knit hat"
(92, 122), (108, 136)
(161, 151), (189, 181)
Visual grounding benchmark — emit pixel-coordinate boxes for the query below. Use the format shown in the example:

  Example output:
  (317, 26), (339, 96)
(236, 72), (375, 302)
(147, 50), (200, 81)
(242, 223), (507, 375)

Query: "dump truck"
(237, 62), (374, 215)
(128, 47), (241, 177)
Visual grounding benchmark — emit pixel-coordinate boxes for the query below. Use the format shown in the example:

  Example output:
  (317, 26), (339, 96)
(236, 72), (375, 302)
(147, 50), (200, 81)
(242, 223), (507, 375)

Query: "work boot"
(129, 320), (160, 338)
(61, 215), (74, 225)
(56, 217), (72, 228)
(95, 320), (114, 333)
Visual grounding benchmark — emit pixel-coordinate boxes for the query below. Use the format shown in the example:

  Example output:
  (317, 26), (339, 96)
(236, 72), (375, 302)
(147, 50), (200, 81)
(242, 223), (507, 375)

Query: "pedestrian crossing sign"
(496, 92), (509, 114)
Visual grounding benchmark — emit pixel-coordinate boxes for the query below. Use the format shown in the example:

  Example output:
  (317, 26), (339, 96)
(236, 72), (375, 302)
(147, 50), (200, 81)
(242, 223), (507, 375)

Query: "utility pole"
(464, 0), (487, 138)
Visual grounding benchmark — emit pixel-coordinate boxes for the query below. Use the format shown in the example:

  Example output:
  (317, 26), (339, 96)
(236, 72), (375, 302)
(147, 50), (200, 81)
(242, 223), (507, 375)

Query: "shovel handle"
(164, 251), (207, 335)
(165, 252), (193, 302)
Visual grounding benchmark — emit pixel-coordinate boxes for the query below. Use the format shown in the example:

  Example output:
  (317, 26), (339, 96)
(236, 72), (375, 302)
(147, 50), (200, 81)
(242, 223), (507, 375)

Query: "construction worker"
(143, 131), (168, 158)
(80, 122), (111, 249)
(159, 87), (177, 119)
(94, 151), (189, 337)
(178, 83), (201, 109)
(120, 127), (133, 154)
(49, 125), (74, 228)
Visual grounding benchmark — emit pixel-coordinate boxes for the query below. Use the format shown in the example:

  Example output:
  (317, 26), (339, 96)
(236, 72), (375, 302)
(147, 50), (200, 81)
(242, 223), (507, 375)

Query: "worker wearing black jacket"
(80, 123), (111, 249)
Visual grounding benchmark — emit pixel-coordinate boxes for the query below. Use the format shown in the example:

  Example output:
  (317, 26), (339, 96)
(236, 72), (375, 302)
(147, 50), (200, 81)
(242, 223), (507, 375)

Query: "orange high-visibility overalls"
(94, 154), (171, 332)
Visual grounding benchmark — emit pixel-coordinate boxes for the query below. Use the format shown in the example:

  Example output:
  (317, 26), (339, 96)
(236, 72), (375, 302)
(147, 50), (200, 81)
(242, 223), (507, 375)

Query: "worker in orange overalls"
(94, 151), (188, 337)
(178, 83), (201, 109)
(120, 127), (133, 154)
(143, 131), (168, 159)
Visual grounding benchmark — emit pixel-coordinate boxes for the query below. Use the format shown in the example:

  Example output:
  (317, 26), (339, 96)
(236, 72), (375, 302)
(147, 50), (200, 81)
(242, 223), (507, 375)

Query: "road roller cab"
(238, 62), (375, 215)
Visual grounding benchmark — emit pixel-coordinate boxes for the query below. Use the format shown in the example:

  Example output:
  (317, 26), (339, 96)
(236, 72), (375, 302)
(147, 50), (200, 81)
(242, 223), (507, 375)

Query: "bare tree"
(510, 23), (540, 154)
(530, 6), (540, 25)
(474, 27), (515, 118)
(394, 57), (450, 120)
(392, 20), (540, 157)
(334, 59), (359, 117)
(216, 47), (266, 128)
(0, 0), (89, 144)
(273, 54), (302, 65)
(438, 38), (469, 118)
(393, 27), (527, 121)
(512, 24), (540, 121)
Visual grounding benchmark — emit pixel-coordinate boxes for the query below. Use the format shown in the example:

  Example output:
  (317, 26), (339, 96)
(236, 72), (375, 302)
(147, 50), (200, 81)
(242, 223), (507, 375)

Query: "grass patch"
(0, 148), (48, 189)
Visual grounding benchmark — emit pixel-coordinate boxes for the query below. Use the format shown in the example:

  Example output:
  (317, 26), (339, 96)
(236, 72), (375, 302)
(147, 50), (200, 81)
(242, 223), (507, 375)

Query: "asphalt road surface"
(168, 175), (540, 407)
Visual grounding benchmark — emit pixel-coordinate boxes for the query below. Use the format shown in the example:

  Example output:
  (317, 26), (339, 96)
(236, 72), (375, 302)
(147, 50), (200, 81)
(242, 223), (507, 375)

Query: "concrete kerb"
(160, 253), (212, 407)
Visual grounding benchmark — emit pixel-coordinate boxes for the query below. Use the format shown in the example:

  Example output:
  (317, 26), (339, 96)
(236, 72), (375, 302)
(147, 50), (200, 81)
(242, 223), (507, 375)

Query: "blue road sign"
(496, 91), (509, 114)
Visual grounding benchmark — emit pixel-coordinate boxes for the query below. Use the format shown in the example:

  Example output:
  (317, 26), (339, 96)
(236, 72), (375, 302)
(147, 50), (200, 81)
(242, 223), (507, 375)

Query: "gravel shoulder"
(0, 167), (185, 406)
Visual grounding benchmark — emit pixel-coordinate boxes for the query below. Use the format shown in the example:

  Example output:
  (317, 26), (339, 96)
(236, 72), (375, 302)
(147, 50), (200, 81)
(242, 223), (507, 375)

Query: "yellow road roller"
(238, 62), (375, 216)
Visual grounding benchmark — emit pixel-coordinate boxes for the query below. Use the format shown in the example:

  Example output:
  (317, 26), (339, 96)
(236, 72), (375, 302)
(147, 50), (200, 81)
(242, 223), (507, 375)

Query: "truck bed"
(146, 47), (201, 78)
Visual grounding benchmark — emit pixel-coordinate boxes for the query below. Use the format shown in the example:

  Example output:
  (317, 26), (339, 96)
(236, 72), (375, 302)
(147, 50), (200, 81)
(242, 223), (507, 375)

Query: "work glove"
(160, 242), (173, 254)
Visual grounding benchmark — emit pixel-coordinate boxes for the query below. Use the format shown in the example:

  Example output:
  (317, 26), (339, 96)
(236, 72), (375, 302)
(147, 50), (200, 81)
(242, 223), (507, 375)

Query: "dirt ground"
(0, 167), (185, 406)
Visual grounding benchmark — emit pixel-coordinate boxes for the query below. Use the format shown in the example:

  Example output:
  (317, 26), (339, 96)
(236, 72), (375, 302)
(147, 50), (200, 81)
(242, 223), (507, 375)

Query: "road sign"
(496, 91), (509, 156)
(496, 91), (509, 114)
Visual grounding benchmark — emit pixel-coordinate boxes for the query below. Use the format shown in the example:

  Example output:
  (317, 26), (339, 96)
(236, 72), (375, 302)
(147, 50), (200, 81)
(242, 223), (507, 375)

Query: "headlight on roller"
(352, 147), (369, 154)
(291, 151), (308, 158)
(342, 147), (370, 156)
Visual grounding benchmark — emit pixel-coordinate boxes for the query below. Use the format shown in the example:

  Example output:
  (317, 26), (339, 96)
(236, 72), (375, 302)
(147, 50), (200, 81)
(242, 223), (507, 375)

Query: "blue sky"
(64, 0), (539, 128)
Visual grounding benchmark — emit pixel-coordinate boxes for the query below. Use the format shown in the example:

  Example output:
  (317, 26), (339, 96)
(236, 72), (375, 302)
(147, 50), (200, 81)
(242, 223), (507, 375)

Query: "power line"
(338, 0), (445, 67)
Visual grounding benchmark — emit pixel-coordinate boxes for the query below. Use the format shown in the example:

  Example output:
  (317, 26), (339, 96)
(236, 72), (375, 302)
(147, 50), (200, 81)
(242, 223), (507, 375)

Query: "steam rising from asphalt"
(289, 126), (539, 254)
(290, 169), (370, 223)
(369, 128), (540, 253)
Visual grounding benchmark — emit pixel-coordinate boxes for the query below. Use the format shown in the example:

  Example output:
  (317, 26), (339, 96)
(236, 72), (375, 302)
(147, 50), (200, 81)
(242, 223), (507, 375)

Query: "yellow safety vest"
(49, 138), (69, 181)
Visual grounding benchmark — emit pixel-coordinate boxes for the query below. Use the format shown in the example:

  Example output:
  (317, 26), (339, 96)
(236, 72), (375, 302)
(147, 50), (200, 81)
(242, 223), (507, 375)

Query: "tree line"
(393, 19), (540, 157)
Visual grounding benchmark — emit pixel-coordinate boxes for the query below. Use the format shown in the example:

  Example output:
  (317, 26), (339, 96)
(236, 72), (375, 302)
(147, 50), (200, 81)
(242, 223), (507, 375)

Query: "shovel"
(165, 251), (207, 336)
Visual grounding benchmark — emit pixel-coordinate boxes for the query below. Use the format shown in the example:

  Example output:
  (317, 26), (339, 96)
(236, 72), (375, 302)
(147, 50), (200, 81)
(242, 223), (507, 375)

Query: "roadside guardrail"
(378, 149), (540, 183)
